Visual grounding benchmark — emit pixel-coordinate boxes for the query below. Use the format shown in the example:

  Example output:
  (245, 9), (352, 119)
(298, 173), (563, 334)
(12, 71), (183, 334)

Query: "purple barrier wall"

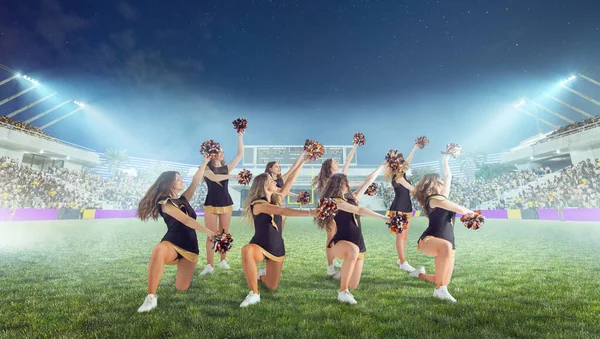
(538, 209), (561, 221)
(562, 208), (600, 222)
(94, 210), (138, 219)
(12, 208), (59, 221)
(0, 208), (11, 221)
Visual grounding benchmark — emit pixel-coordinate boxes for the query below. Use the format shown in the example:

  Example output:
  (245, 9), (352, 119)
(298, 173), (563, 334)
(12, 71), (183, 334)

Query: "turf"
(0, 217), (599, 338)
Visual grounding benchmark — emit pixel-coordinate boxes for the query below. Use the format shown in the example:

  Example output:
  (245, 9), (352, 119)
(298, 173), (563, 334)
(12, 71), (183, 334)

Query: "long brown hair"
(264, 161), (282, 181)
(314, 173), (355, 231)
(413, 173), (443, 218)
(312, 158), (334, 192)
(242, 173), (283, 225)
(137, 171), (178, 221)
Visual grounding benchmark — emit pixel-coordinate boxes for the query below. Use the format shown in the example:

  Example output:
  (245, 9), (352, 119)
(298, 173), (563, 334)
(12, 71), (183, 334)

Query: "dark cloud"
(116, 2), (138, 21)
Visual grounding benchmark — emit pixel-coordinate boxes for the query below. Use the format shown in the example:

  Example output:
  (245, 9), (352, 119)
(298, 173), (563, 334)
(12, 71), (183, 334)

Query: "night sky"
(1, 0), (599, 165)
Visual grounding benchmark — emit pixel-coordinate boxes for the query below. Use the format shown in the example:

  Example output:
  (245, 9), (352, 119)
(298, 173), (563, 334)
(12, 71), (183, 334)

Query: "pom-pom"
(415, 136), (429, 149)
(297, 191), (311, 205)
(365, 183), (378, 196)
(316, 198), (338, 220)
(353, 133), (366, 146)
(385, 150), (407, 172)
(304, 139), (325, 160)
(232, 118), (247, 133)
(441, 143), (462, 158)
(386, 211), (409, 234)
(237, 169), (252, 185)
(303, 139), (315, 151)
(460, 210), (485, 230)
(200, 140), (221, 159)
(212, 230), (234, 253)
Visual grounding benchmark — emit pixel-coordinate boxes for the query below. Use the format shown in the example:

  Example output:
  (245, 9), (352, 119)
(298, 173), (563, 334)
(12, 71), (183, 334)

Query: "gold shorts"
(162, 241), (199, 265)
(204, 205), (233, 214)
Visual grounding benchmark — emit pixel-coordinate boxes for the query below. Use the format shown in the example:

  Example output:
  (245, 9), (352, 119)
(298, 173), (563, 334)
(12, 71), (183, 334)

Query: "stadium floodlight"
(21, 74), (39, 85)
(66, 156), (71, 160)
(513, 99), (526, 108)
(529, 156), (534, 160)
(74, 100), (85, 108)
(559, 75), (576, 85)
(40, 150), (44, 154)
(15, 73), (21, 77)
(556, 149), (560, 154)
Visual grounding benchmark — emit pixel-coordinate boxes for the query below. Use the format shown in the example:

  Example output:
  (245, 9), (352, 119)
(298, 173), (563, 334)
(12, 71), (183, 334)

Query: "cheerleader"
(136, 159), (214, 313)
(315, 163), (388, 305)
(264, 150), (307, 191)
(240, 158), (312, 307)
(313, 143), (358, 277)
(397, 154), (475, 303)
(199, 130), (244, 275)
(385, 143), (420, 272)
(263, 151), (307, 232)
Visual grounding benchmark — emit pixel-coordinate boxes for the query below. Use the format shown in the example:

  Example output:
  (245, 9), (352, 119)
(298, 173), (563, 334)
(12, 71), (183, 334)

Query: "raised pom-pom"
(303, 139), (315, 151)
(237, 169), (252, 185)
(415, 136), (429, 149)
(365, 183), (378, 196)
(386, 211), (409, 234)
(460, 210), (485, 230)
(200, 140), (221, 159)
(316, 197), (338, 220)
(297, 191), (310, 205)
(441, 143), (462, 158)
(385, 150), (407, 172)
(304, 139), (325, 160)
(212, 230), (234, 253)
(232, 118), (247, 133)
(353, 133), (366, 146)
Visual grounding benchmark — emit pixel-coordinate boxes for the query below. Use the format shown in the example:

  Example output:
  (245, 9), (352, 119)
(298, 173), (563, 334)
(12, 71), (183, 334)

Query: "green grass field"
(1, 217), (599, 338)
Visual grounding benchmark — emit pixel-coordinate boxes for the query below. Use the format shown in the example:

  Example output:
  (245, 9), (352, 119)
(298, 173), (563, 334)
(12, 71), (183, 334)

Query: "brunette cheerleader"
(136, 158), (214, 313)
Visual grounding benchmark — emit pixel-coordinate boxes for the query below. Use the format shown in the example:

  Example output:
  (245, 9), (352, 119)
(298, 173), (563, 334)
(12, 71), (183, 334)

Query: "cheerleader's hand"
(207, 230), (216, 241)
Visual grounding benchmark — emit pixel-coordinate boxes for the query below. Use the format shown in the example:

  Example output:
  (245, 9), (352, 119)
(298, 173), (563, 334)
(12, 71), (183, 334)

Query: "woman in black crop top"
(135, 158), (215, 313)
(312, 142), (358, 278)
(199, 130), (245, 276)
(239, 157), (313, 308)
(314, 164), (388, 305)
(384, 143), (421, 273)
(397, 153), (474, 303)
(263, 150), (307, 232)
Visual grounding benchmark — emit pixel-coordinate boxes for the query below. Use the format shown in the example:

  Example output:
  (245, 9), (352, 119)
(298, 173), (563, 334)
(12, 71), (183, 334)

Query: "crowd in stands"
(0, 157), (99, 209)
(0, 156), (207, 211)
(539, 115), (600, 143)
(499, 159), (600, 210)
(0, 116), (54, 140)
(2, 151), (600, 212)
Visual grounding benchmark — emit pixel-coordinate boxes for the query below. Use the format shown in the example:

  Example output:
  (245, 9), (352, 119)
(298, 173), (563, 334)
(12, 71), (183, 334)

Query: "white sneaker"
(332, 271), (341, 280)
(333, 258), (342, 268)
(137, 294), (157, 313)
(433, 286), (457, 303)
(219, 260), (230, 269)
(258, 268), (266, 281)
(240, 291), (260, 307)
(409, 266), (425, 278)
(199, 264), (214, 275)
(327, 264), (337, 276)
(337, 289), (357, 305)
(398, 260), (415, 272)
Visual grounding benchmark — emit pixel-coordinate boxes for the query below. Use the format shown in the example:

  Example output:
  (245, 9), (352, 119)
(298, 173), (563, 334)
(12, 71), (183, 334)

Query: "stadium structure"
(1, 62), (599, 214)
